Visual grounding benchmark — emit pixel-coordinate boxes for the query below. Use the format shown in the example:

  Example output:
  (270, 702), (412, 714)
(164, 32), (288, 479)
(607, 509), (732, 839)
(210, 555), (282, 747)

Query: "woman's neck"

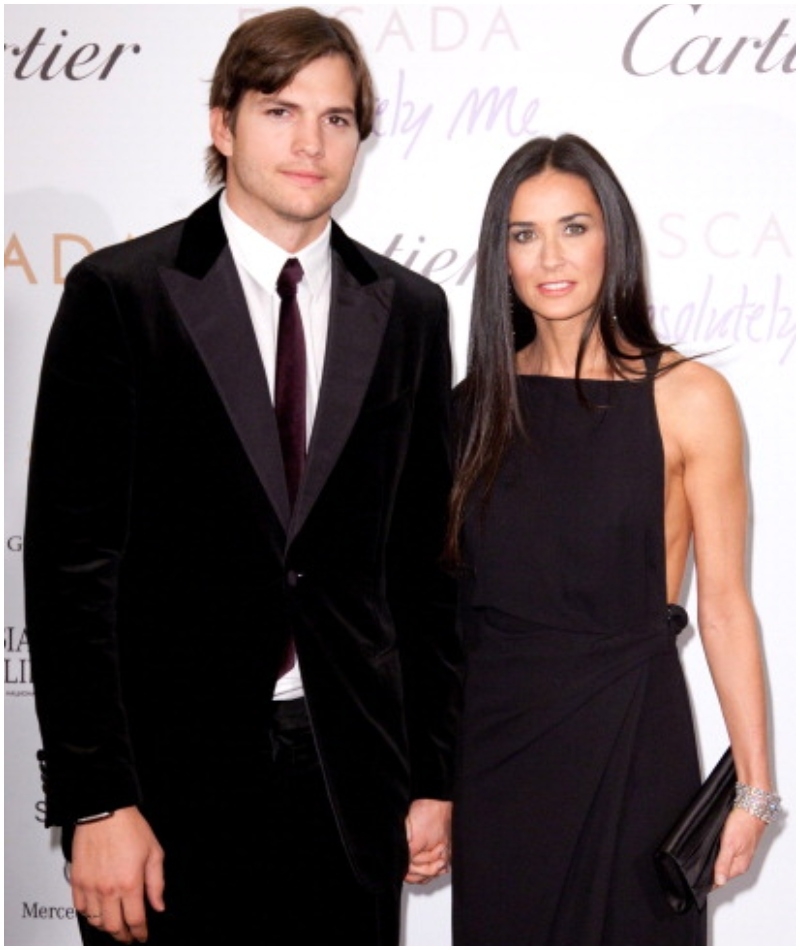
(516, 330), (610, 379)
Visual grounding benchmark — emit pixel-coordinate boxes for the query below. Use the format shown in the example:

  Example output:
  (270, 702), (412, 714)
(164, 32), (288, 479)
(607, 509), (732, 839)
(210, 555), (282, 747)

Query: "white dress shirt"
(219, 192), (333, 700)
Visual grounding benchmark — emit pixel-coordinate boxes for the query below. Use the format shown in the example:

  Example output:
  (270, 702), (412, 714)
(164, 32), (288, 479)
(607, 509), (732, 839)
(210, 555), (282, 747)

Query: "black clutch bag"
(654, 747), (736, 913)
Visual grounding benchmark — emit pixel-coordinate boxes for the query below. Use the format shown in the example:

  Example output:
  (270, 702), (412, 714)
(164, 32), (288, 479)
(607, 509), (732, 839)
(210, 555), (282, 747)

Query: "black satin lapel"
(290, 265), (393, 539)
(160, 248), (291, 528)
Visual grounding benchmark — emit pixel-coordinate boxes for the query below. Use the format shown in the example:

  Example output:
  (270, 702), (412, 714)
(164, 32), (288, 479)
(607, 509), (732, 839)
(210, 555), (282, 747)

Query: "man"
(25, 8), (460, 946)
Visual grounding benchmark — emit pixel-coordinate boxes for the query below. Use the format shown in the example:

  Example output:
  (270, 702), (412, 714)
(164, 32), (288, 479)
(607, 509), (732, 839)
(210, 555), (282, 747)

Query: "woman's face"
(507, 169), (606, 327)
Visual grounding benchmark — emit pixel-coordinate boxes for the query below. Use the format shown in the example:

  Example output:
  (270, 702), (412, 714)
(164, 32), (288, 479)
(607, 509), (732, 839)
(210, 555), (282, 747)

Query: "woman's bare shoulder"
(657, 351), (736, 406)
(656, 352), (742, 453)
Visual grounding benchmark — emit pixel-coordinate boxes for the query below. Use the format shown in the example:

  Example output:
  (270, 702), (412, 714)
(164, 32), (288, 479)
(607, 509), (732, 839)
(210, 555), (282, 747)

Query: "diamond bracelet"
(733, 782), (782, 824)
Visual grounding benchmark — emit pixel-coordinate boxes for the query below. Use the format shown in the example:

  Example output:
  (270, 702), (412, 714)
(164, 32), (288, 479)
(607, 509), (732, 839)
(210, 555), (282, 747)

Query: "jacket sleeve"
(386, 285), (462, 802)
(24, 260), (141, 826)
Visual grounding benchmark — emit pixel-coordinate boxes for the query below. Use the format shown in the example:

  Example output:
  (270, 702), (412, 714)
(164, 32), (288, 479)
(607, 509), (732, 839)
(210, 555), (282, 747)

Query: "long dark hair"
(445, 133), (670, 565)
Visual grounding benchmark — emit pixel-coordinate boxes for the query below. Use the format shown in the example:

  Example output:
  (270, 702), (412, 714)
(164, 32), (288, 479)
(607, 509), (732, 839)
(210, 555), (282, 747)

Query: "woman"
(448, 134), (778, 945)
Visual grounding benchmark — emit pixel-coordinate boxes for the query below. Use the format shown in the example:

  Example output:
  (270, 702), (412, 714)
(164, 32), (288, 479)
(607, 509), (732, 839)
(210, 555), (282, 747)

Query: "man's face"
(210, 53), (361, 251)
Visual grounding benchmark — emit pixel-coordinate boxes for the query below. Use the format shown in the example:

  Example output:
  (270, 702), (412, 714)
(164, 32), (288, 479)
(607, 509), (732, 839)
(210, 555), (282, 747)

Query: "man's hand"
(71, 805), (165, 944)
(404, 798), (452, 884)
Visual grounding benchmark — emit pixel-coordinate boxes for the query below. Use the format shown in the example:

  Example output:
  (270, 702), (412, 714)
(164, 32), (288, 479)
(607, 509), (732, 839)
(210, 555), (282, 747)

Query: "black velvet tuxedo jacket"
(24, 194), (460, 892)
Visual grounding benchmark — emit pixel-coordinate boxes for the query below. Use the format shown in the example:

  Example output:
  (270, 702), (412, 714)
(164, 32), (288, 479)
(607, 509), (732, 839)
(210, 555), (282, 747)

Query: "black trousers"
(76, 698), (402, 946)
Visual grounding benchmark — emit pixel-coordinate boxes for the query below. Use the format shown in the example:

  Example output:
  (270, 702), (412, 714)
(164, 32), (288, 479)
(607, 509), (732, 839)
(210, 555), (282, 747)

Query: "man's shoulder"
(75, 216), (186, 279)
(357, 239), (443, 295)
(333, 223), (445, 304)
(72, 193), (223, 282)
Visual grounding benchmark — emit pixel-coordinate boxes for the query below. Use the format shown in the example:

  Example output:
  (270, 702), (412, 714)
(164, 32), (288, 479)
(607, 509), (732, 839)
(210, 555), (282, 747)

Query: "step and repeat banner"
(5, 4), (795, 946)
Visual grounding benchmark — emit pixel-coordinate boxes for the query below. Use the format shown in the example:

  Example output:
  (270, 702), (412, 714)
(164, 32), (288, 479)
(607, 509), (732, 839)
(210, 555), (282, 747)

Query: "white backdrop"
(4, 3), (795, 946)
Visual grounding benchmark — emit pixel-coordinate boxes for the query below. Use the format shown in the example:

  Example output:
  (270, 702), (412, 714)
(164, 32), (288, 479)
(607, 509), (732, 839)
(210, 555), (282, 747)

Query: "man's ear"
(209, 107), (233, 157)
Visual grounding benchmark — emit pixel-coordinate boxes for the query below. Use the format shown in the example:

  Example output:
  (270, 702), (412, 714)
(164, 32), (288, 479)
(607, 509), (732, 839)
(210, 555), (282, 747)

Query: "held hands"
(71, 806), (165, 944)
(713, 807), (766, 889)
(404, 798), (452, 885)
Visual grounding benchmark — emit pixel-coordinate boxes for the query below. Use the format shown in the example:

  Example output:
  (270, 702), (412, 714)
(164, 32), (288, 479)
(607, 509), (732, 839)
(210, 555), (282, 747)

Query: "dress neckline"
(517, 374), (640, 384)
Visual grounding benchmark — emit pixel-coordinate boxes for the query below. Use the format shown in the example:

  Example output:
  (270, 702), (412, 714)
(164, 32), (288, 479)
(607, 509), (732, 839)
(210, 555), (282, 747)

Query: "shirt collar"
(219, 191), (331, 297)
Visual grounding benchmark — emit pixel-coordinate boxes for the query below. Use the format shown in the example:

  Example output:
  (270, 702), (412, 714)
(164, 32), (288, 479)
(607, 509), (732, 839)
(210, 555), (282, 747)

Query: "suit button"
(287, 570), (300, 588)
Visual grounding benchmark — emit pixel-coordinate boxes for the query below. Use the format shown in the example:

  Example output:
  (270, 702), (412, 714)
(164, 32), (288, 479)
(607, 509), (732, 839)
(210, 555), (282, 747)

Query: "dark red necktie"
(275, 258), (305, 678)
(275, 258), (306, 508)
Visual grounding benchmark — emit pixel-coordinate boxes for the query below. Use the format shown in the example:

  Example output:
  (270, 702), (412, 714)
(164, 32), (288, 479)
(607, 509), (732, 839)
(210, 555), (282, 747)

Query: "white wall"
(4, 4), (795, 945)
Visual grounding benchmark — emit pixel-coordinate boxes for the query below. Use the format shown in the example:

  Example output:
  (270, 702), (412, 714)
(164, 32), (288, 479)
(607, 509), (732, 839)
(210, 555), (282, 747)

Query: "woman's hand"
(713, 807), (767, 889)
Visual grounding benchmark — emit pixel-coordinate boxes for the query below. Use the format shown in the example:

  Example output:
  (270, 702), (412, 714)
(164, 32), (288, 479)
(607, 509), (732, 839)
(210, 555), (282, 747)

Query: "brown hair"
(206, 7), (375, 185)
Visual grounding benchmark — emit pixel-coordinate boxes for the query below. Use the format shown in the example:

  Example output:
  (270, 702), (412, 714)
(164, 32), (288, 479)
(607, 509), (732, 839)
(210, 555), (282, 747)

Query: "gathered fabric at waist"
(464, 603), (687, 666)
(458, 604), (690, 745)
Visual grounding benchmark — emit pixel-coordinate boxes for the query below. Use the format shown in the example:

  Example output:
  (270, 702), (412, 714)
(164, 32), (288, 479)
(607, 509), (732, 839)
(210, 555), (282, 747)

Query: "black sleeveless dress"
(452, 374), (706, 946)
